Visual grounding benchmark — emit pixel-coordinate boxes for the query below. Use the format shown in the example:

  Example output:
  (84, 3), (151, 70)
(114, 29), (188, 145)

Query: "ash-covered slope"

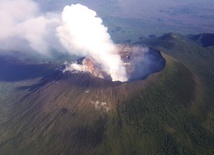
(0, 53), (163, 154)
(1, 45), (211, 155)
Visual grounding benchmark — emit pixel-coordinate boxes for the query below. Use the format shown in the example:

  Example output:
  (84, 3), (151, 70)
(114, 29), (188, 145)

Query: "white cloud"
(0, 0), (60, 55)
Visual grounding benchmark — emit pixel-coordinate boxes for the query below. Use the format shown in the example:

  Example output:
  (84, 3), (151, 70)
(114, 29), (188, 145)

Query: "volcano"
(1, 36), (213, 155)
(0, 45), (167, 154)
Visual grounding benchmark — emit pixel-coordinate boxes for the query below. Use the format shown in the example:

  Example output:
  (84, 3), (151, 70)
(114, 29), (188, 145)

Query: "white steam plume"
(0, 1), (128, 82)
(63, 62), (89, 73)
(0, 0), (61, 55)
(57, 4), (128, 82)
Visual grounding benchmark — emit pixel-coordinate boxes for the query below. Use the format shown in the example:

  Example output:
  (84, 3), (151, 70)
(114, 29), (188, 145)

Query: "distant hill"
(187, 33), (214, 47)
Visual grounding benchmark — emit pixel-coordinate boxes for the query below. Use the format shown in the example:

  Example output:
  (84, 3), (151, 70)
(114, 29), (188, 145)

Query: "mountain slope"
(0, 52), (211, 154)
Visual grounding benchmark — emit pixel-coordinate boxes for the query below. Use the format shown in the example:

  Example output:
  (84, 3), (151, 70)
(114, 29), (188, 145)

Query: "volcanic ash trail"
(57, 4), (128, 82)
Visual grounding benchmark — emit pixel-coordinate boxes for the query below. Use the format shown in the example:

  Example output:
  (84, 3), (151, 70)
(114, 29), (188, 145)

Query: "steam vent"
(73, 44), (166, 82)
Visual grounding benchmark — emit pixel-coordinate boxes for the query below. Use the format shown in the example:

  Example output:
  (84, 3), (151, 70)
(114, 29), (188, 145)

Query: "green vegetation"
(0, 33), (214, 154)
(110, 54), (214, 155)
(141, 33), (214, 125)
(1, 52), (213, 154)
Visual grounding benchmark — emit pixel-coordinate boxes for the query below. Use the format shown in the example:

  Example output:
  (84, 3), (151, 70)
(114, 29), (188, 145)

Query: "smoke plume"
(0, 0), (61, 55)
(57, 4), (127, 82)
(0, 1), (127, 82)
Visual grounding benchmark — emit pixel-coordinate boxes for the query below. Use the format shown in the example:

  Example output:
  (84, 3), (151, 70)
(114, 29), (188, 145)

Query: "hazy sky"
(36, 0), (214, 34)
(37, 0), (214, 17)
(0, 0), (213, 53)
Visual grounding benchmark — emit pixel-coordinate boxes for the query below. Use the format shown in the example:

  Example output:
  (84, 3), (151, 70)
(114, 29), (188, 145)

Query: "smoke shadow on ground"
(0, 56), (55, 82)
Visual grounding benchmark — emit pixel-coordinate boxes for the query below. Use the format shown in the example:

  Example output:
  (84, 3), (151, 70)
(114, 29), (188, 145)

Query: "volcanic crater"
(64, 44), (166, 82)
(22, 44), (166, 117)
